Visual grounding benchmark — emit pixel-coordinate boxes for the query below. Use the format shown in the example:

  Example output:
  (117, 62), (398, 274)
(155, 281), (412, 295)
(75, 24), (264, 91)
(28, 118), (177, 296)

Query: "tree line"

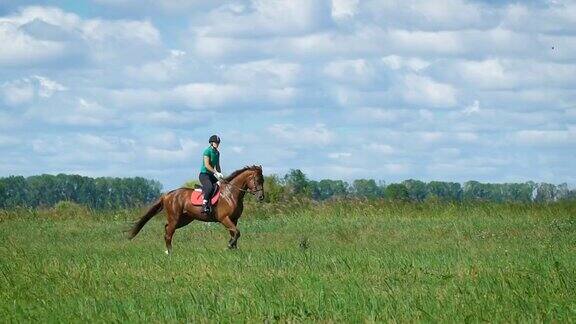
(1, 170), (574, 210)
(0, 174), (162, 209)
(263, 169), (576, 203)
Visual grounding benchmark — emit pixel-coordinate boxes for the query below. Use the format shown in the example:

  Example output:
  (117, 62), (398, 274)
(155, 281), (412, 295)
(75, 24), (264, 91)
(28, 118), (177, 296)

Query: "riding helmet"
(209, 135), (221, 143)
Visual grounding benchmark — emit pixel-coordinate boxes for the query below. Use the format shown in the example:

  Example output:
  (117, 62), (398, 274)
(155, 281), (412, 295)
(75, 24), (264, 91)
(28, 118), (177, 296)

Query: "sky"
(0, 0), (575, 190)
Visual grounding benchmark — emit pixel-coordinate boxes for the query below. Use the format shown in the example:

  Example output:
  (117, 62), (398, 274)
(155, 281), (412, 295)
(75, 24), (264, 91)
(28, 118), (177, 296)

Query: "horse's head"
(248, 165), (265, 202)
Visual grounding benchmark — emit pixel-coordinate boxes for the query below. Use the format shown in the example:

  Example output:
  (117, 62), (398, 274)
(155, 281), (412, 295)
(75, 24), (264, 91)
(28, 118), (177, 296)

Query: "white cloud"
(0, 75), (66, 106)
(172, 83), (243, 108)
(222, 59), (301, 86)
(81, 19), (160, 45)
(0, 6), (162, 67)
(1, 1), (575, 187)
(34, 75), (67, 97)
(125, 50), (185, 82)
(365, 0), (491, 31)
(502, 2), (576, 34)
(328, 152), (351, 159)
(420, 131), (443, 143)
(402, 74), (457, 107)
(144, 138), (200, 163)
(512, 130), (576, 146)
(191, 0), (331, 38)
(1, 78), (35, 106)
(25, 98), (116, 127)
(231, 146), (244, 154)
(268, 123), (334, 146)
(368, 143), (395, 155)
(463, 100), (480, 115)
(384, 29), (465, 56)
(0, 21), (66, 66)
(331, 0), (359, 20)
(382, 55), (430, 72)
(324, 59), (375, 84)
(354, 107), (402, 123)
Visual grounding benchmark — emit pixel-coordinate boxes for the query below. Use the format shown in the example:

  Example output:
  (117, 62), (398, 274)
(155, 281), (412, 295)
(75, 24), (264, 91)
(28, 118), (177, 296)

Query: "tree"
(284, 169), (310, 196)
(402, 179), (427, 202)
(385, 184), (409, 201)
(352, 179), (382, 198)
(263, 174), (286, 203)
(0, 179), (6, 209)
(1, 176), (28, 208)
(534, 183), (558, 202)
(500, 182), (535, 202)
(316, 179), (349, 200)
(426, 181), (462, 202)
(464, 181), (491, 201)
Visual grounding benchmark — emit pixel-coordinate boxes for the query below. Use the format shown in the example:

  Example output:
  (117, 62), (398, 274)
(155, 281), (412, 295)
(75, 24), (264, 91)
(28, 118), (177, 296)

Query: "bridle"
(221, 173), (263, 196)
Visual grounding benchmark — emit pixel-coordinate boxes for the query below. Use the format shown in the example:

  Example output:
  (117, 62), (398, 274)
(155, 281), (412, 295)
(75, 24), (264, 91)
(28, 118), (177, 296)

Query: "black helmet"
(209, 135), (221, 143)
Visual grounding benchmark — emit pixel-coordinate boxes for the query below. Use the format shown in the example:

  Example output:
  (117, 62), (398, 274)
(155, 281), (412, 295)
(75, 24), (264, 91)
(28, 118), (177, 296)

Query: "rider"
(199, 135), (224, 213)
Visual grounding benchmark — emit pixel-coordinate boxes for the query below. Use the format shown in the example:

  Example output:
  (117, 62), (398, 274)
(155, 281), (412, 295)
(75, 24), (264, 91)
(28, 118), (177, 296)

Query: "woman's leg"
(199, 173), (215, 212)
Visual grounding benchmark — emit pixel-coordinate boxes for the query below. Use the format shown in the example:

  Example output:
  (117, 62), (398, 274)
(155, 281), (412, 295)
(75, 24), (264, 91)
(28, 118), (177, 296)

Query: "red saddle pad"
(190, 187), (221, 206)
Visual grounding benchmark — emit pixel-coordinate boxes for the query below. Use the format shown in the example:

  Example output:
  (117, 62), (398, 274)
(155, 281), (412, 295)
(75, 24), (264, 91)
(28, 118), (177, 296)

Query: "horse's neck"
(226, 171), (250, 202)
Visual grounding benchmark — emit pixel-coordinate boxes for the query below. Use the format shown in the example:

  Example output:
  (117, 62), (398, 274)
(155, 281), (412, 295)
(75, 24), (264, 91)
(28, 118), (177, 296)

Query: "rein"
(220, 174), (263, 195)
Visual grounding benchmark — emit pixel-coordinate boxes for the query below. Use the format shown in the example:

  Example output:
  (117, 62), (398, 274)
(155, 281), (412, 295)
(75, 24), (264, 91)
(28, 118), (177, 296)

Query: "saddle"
(190, 184), (221, 206)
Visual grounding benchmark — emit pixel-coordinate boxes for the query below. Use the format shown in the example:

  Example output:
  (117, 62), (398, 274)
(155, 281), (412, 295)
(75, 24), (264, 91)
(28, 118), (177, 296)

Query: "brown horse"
(129, 165), (265, 253)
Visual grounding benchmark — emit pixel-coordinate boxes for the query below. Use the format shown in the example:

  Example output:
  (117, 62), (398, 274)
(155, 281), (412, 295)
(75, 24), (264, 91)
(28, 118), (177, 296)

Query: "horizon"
(1, 0), (575, 190)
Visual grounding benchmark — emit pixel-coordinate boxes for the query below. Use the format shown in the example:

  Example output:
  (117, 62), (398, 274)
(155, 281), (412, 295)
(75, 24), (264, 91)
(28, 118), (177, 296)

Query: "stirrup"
(202, 203), (211, 214)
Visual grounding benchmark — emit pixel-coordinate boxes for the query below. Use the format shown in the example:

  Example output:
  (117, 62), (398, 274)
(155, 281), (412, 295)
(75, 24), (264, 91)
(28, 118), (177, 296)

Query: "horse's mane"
(224, 165), (261, 182)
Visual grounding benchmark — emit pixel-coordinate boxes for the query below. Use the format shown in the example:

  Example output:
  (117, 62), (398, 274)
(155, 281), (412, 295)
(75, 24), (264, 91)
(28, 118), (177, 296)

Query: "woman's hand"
(214, 172), (224, 180)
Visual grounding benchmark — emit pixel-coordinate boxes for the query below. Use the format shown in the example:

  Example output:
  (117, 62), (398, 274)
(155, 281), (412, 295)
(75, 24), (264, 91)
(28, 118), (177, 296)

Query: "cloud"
(190, 0), (332, 38)
(328, 152), (352, 159)
(331, 0), (359, 20)
(268, 123), (335, 146)
(124, 50), (185, 82)
(1, 78), (35, 106)
(0, 21), (66, 66)
(1, 75), (66, 106)
(34, 75), (67, 97)
(382, 55), (430, 72)
(402, 74), (457, 107)
(24, 98), (117, 127)
(502, 2), (576, 35)
(363, 0), (493, 31)
(512, 129), (576, 147)
(222, 59), (301, 86)
(368, 143), (395, 155)
(172, 83), (243, 108)
(0, 2), (575, 188)
(324, 59), (376, 85)
(463, 100), (480, 115)
(0, 6), (162, 67)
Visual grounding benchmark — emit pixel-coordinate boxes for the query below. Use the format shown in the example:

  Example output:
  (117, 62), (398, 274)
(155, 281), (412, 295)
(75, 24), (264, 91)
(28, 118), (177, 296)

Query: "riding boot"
(202, 199), (210, 214)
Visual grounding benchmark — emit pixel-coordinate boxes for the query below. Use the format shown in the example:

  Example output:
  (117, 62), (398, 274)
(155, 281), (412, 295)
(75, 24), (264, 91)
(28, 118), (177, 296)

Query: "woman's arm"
(204, 156), (217, 173)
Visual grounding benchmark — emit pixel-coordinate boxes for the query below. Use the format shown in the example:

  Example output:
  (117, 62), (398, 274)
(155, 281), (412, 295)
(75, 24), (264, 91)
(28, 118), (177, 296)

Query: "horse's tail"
(129, 195), (164, 239)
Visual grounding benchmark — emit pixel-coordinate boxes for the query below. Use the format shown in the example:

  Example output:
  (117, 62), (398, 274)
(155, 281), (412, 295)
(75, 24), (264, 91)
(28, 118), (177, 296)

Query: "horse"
(128, 165), (265, 253)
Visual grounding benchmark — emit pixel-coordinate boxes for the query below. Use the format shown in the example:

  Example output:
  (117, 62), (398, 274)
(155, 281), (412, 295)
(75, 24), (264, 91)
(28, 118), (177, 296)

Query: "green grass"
(1, 201), (575, 322)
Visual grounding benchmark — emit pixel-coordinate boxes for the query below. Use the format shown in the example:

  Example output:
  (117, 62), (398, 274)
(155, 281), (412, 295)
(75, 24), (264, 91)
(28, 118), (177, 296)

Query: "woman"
(199, 135), (224, 213)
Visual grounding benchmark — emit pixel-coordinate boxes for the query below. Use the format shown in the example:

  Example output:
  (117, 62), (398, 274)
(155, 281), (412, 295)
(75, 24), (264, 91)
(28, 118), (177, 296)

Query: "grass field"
(1, 201), (575, 322)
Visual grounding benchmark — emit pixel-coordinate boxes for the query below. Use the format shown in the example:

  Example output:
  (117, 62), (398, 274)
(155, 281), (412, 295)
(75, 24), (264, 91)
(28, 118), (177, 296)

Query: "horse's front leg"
(220, 217), (240, 249)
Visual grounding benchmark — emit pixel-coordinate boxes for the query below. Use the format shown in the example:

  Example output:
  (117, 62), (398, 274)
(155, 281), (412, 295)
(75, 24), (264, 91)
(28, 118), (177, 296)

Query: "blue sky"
(0, 0), (575, 190)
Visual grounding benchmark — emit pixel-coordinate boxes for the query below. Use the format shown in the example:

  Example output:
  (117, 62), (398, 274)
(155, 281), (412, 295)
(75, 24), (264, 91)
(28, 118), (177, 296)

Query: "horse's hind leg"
(164, 222), (176, 255)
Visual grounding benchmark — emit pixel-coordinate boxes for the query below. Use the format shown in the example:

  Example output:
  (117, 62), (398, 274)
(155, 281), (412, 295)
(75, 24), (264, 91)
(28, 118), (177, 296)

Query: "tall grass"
(1, 201), (575, 322)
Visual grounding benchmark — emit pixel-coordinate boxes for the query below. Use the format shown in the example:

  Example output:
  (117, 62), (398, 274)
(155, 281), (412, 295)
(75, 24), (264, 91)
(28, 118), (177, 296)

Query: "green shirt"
(200, 146), (219, 174)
